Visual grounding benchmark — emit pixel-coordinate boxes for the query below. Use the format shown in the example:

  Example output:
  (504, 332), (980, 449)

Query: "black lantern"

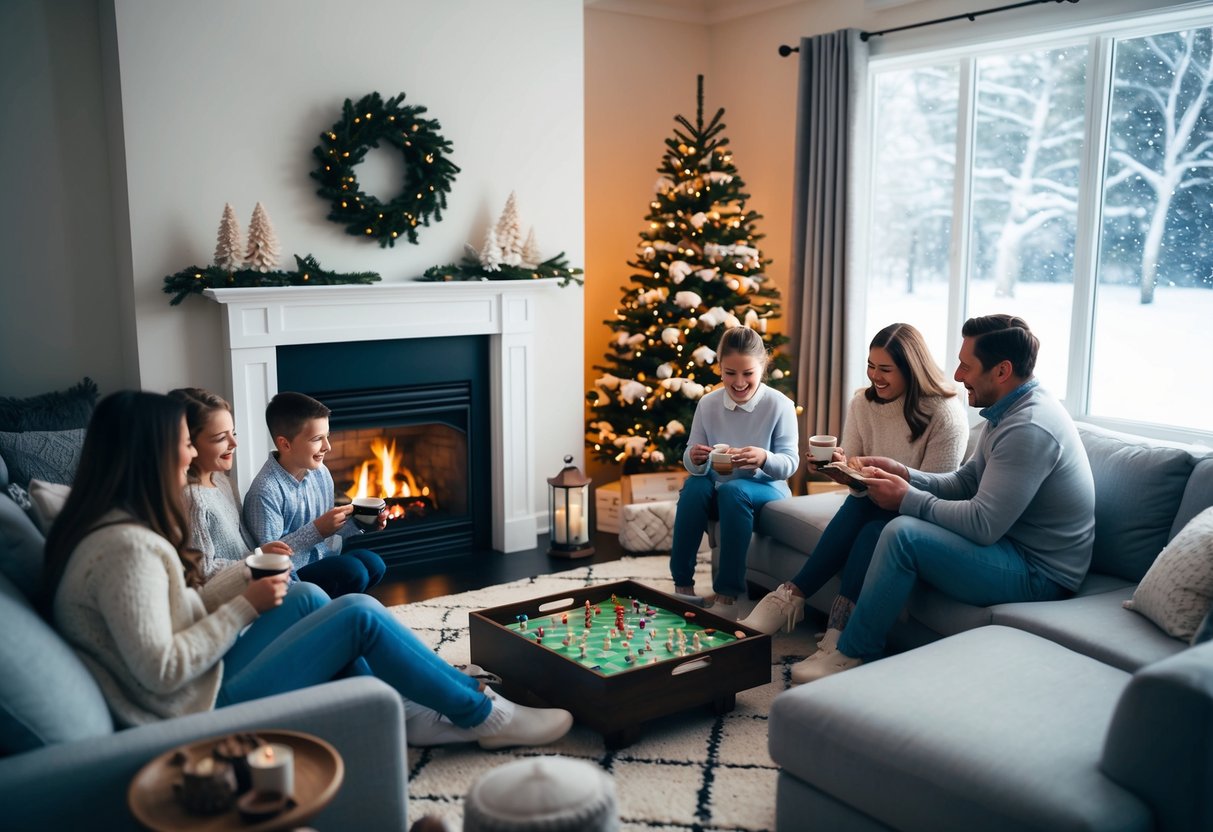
(547, 454), (594, 559)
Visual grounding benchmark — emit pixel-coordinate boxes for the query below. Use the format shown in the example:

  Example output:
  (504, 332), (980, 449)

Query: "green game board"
(502, 593), (742, 676)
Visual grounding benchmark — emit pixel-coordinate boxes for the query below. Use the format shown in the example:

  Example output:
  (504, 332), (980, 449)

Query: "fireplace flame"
(345, 438), (436, 514)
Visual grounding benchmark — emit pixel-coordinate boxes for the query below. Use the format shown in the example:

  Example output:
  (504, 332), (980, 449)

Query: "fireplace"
(205, 281), (552, 555)
(277, 335), (491, 571)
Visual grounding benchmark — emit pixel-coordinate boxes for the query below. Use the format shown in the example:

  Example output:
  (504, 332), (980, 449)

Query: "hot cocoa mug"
(808, 434), (837, 463)
(710, 447), (734, 475)
(351, 496), (387, 528)
(246, 550), (291, 580)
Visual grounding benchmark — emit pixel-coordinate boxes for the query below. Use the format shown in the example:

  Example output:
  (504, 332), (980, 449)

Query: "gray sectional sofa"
(749, 421), (1213, 831)
(0, 452), (410, 829)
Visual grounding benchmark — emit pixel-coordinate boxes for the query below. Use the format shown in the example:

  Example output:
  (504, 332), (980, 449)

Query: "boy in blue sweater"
(243, 392), (386, 598)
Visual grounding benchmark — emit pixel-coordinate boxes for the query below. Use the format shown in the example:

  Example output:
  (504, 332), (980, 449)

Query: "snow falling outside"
(865, 279), (1213, 435)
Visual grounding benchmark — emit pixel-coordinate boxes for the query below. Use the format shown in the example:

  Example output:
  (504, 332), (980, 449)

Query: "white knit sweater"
(52, 511), (257, 727)
(840, 388), (969, 473)
(185, 473), (256, 578)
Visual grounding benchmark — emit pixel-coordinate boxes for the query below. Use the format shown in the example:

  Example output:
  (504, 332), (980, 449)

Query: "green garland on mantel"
(420, 252), (584, 287)
(162, 254), (381, 306)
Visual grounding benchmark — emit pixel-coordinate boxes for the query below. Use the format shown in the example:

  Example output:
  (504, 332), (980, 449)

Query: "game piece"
(626, 628), (634, 640)
(704, 628), (716, 635)
(665, 640), (674, 652)
(517, 614), (528, 631)
(621, 640), (629, 650)
(550, 616), (558, 626)
(562, 635), (571, 647)
(594, 605), (601, 615)
(580, 645), (587, 658)
(603, 637), (611, 650)
(625, 653), (635, 664)
(537, 626), (545, 638)
(734, 630), (746, 639)
(692, 633), (701, 651)
(683, 611), (696, 620)
(639, 619), (646, 629)
(561, 612), (568, 625)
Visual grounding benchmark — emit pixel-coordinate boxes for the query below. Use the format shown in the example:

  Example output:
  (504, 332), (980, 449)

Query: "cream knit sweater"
(52, 511), (258, 727)
(840, 388), (969, 473)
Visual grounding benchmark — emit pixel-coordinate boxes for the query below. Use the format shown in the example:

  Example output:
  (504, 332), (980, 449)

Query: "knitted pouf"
(462, 755), (619, 832)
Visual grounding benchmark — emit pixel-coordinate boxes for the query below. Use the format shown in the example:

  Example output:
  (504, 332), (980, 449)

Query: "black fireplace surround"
(277, 335), (491, 573)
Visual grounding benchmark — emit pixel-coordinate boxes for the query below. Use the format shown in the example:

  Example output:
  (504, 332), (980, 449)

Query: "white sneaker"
(405, 705), (480, 747)
(737, 585), (805, 634)
(475, 690), (574, 750)
(453, 662), (503, 687)
(790, 651), (863, 685)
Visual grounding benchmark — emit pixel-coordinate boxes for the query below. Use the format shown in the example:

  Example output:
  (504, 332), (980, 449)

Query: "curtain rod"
(777, 0), (1079, 55)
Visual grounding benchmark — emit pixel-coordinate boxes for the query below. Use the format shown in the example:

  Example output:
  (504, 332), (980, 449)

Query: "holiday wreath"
(310, 91), (459, 248)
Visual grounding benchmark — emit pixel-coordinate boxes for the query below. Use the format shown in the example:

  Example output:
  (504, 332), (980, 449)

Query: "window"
(863, 10), (1213, 442)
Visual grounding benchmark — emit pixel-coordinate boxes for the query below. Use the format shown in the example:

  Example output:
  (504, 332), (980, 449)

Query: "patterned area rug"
(388, 552), (818, 832)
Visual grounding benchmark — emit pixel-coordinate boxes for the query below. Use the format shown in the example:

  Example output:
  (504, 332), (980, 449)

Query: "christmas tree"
(586, 76), (794, 472)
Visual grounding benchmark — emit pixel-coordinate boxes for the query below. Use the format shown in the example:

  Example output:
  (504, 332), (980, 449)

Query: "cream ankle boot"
(737, 585), (805, 634)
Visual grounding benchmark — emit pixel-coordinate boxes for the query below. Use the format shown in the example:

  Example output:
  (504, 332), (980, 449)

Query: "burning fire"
(345, 438), (435, 518)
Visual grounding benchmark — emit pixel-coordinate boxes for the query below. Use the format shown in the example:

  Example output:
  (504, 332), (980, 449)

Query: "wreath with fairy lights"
(310, 91), (459, 248)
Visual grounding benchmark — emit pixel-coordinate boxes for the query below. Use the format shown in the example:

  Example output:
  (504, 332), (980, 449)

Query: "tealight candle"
(247, 743), (294, 797)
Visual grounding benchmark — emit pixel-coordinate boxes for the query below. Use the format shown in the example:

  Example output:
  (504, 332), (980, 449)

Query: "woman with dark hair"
(739, 324), (967, 662)
(46, 391), (572, 748)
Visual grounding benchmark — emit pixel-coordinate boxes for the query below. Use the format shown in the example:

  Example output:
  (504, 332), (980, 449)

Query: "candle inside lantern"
(246, 743), (294, 797)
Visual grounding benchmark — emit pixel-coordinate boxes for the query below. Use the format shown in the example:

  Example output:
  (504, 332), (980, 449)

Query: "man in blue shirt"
(795, 315), (1095, 683)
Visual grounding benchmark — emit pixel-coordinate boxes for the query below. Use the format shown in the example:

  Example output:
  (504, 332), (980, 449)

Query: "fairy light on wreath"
(310, 91), (459, 248)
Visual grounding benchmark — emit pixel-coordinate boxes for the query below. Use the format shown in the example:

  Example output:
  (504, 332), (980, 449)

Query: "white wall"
(0, 0), (130, 398)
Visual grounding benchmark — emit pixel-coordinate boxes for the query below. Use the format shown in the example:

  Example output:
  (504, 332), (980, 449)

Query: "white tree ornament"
(494, 192), (525, 264)
(479, 227), (503, 271)
(691, 345), (717, 366)
(661, 327), (681, 346)
(521, 227), (541, 267)
(243, 202), (281, 273)
(213, 203), (244, 271)
(619, 379), (648, 404)
(673, 291), (702, 309)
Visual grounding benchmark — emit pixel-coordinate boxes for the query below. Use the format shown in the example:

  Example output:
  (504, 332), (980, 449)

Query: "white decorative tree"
(521, 227), (541, 267)
(479, 227), (503, 271)
(494, 191), (525, 266)
(244, 202), (281, 273)
(213, 203), (244, 271)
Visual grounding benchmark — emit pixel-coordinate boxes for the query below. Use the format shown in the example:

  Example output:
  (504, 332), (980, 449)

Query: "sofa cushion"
(0, 429), (84, 487)
(1102, 638), (1213, 832)
(1173, 456), (1213, 538)
(755, 490), (847, 552)
(0, 491), (44, 602)
(992, 585), (1187, 673)
(1078, 423), (1198, 582)
(1122, 505), (1213, 641)
(0, 571), (112, 754)
(769, 626), (1150, 832)
(905, 582), (993, 637)
(0, 378), (98, 432)
(1194, 605), (1213, 645)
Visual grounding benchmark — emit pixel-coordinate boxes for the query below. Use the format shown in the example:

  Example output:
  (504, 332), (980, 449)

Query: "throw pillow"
(0, 377), (98, 432)
(28, 480), (70, 535)
(1123, 505), (1213, 641)
(0, 429), (85, 486)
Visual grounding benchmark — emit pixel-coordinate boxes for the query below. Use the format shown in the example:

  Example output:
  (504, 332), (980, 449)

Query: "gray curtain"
(787, 29), (864, 478)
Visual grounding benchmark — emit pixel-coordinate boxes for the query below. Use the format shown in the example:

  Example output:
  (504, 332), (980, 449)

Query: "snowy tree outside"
(863, 20), (1213, 438)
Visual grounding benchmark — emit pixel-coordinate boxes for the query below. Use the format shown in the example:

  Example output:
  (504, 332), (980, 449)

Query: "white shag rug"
(388, 552), (819, 832)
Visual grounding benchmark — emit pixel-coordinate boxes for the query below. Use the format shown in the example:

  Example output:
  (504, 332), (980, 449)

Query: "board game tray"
(468, 579), (771, 748)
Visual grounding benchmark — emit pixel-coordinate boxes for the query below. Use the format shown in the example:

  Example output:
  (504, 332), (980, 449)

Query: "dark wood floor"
(368, 530), (630, 607)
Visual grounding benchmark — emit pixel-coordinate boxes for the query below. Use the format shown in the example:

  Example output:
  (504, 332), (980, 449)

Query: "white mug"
(808, 434), (837, 463)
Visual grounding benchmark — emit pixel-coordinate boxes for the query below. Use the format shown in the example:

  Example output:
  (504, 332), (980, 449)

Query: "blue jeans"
(669, 475), (786, 598)
(837, 516), (1068, 662)
(790, 494), (897, 603)
(297, 548), (386, 598)
(218, 583), (490, 728)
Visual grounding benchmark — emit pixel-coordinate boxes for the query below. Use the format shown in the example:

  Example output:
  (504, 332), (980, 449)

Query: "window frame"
(858, 2), (1213, 446)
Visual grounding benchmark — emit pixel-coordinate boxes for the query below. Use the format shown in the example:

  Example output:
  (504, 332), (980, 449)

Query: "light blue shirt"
(681, 383), (800, 496)
(242, 452), (361, 572)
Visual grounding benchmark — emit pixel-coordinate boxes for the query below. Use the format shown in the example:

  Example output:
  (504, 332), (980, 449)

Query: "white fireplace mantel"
(205, 280), (558, 553)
